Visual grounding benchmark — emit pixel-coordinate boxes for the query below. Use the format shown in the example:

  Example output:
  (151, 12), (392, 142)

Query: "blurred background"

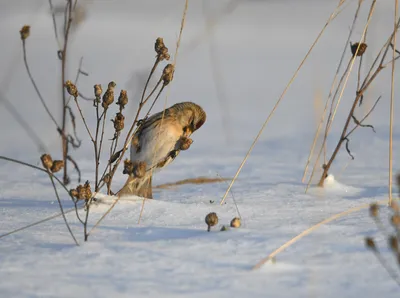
(0, 0), (398, 188)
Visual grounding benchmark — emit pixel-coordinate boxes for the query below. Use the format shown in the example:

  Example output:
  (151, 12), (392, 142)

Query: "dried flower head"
(369, 203), (379, 218)
(389, 235), (399, 252)
(350, 42), (367, 56)
(112, 112), (125, 132)
(123, 159), (134, 175)
(205, 212), (218, 232)
(116, 90), (128, 109)
(51, 160), (64, 173)
(76, 180), (92, 200)
(69, 188), (78, 199)
(40, 154), (53, 170)
(390, 200), (400, 213)
(365, 237), (376, 250)
(20, 25), (30, 40)
(162, 64), (175, 86)
(179, 137), (193, 151)
(230, 217), (241, 228)
(155, 37), (165, 54)
(133, 161), (146, 178)
(391, 214), (400, 227)
(65, 80), (78, 98)
(94, 84), (102, 99)
(155, 37), (170, 61)
(102, 81), (116, 109)
(103, 173), (111, 184)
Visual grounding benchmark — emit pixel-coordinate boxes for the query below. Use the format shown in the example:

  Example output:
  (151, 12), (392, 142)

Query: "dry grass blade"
(219, 0), (347, 205)
(389, 0), (398, 206)
(154, 176), (231, 189)
(302, 0), (364, 183)
(252, 199), (388, 270)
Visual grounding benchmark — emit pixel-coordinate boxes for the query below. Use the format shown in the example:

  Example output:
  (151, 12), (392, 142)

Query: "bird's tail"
(117, 174), (153, 199)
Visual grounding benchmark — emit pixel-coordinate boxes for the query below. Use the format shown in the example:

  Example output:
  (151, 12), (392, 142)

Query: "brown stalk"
(317, 16), (400, 186)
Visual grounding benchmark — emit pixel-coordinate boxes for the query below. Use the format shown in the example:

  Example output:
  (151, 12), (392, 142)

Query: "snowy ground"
(1, 0), (400, 297)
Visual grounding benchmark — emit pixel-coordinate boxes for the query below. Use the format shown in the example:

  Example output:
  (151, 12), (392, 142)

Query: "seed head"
(112, 112), (125, 132)
(230, 217), (241, 228)
(389, 235), (399, 252)
(94, 84), (102, 99)
(162, 64), (175, 86)
(51, 160), (64, 173)
(205, 212), (218, 232)
(116, 90), (128, 109)
(40, 154), (53, 170)
(365, 237), (376, 250)
(220, 225), (228, 231)
(69, 188), (78, 199)
(350, 42), (367, 57)
(20, 25), (30, 40)
(76, 180), (92, 200)
(123, 159), (134, 175)
(65, 80), (78, 98)
(179, 137), (193, 151)
(155, 37), (170, 61)
(102, 82), (115, 109)
(103, 173), (111, 184)
(391, 214), (400, 227)
(369, 203), (379, 218)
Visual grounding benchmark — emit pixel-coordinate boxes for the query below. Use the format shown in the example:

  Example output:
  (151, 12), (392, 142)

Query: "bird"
(118, 101), (206, 199)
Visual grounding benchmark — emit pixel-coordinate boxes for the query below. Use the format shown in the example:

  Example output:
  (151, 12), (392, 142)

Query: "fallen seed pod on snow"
(230, 217), (241, 228)
(205, 212), (218, 232)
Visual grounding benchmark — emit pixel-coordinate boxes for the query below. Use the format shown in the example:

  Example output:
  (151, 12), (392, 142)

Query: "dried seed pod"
(94, 84), (102, 99)
(178, 137), (193, 151)
(123, 159), (134, 175)
(65, 80), (78, 98)
(205, 212), (218, 232)
(69, 188), (78, 199)
(350, 42), (367, 56)
(116, 90), (128, 109)
(155, 37), (166, 54)
(20, 25), (30, 40)
(102, 81), (116, 109)
(112, 112), (125, 132)
(365, 237), (376, 250)
(40, 154), (53, 170)
(391, 214), (400, 226)
(51, 160), (64, 173)
(103, 173), (111, 184)
(389, 235), (399, 252)
(162, 64), (175, 86)
(76, 184), (85, 200)
(369, 203), (379, 218)
(82, 180), (92, 200)
(133, 161), (146, 178)
(220, 225), (228, 231)
(230, 217), (241, 228)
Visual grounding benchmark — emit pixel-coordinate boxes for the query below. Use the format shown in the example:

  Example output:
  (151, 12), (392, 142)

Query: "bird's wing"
(130, 117), (182, 170)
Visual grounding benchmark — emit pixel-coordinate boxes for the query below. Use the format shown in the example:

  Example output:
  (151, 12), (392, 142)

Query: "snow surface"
(1, 0), (400, 297)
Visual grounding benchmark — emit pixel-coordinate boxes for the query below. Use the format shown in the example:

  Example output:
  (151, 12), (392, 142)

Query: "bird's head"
(171, 102), (206, 134)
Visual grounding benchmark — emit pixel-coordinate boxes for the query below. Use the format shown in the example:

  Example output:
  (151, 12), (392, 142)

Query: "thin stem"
(47, 171), (79, 246)
(22, 40), (59, 128)
(73, 97), (94, 141)
(389, 0), (398, 206)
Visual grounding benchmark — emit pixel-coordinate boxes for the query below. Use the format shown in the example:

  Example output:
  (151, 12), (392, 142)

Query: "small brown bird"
(118, 101), (206, 199)
(205, 212), (218, 232)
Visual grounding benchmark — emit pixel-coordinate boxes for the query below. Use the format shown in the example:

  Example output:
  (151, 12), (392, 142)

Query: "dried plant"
(364, 173), (400, 286)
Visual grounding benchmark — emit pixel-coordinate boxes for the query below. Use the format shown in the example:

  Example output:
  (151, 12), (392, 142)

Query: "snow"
(1, 0), (400, 297)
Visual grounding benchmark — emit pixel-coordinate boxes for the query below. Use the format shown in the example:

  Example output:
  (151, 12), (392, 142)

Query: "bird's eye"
(194, 119), (205, 130)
